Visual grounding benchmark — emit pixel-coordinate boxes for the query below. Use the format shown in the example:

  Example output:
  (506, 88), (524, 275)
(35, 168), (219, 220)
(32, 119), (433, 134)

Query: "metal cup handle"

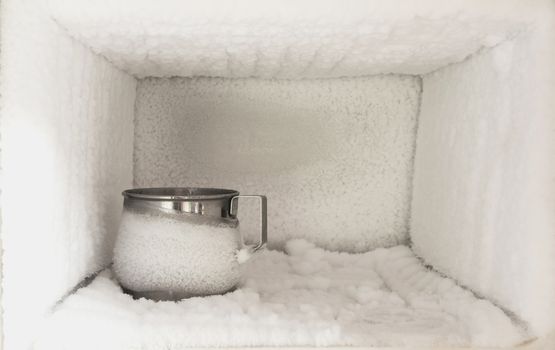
(230, 195), (267, 252)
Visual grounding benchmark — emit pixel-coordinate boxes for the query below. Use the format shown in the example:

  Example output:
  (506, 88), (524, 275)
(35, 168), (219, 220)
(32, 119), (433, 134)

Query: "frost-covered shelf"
(38, 240), (526, 349)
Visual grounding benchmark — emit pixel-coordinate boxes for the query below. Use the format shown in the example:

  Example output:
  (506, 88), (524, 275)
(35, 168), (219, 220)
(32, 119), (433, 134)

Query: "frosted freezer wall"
(0, 0), (136, 349)
(411, 15), (555, 337)
(133, 76), (421, 252)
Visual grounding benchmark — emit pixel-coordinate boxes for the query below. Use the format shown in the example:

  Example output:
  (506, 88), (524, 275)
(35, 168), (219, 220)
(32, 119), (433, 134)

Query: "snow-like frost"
(38, 240), (528, 349)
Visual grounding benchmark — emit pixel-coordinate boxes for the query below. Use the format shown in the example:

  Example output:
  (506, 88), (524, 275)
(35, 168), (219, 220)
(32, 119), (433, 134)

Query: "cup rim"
(122, 187), (239, 201)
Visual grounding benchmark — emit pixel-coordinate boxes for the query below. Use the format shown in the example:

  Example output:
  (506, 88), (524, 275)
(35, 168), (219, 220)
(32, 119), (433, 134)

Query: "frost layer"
(113, 210), (242, 295)
(39, 240), (528, 349)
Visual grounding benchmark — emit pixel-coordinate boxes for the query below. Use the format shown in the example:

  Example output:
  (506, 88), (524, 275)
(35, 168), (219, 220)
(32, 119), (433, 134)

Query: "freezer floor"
(36, 240), (528, 349)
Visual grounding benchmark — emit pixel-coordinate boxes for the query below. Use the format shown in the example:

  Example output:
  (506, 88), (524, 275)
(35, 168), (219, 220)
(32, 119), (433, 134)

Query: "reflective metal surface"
(123, 286), (237, 301)
(231, 195), (267, 253)
(123, 187), (239, 218)
(123, 187), (239, 200)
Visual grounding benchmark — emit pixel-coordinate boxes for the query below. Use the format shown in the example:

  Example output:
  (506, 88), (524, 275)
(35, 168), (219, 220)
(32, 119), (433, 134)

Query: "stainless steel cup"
(113, 187), (267, 300)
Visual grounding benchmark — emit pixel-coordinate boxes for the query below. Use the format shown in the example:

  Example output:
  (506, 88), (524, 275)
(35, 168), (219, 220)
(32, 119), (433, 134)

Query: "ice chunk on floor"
(36, 241), (528, 349)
